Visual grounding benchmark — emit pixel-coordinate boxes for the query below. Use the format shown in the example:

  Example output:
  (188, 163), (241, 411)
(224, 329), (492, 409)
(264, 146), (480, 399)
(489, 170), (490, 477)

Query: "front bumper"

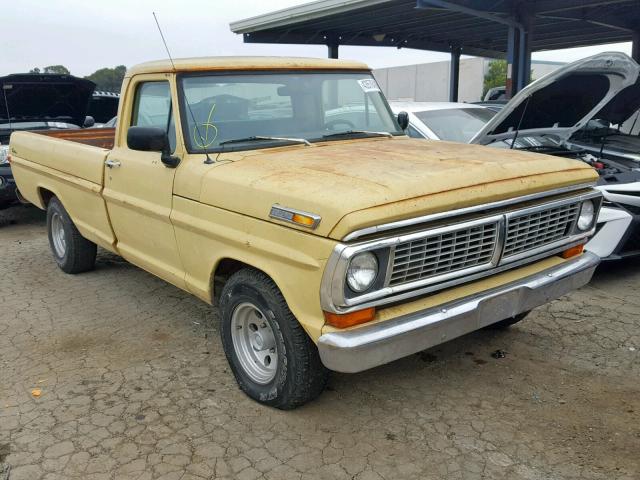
(318, 252), (599, 373)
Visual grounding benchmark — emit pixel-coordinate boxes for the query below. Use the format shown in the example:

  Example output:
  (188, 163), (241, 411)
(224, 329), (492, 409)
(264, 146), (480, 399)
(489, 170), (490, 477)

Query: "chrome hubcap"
(51, 213), (67, 258)
(230, 302), (278, 384)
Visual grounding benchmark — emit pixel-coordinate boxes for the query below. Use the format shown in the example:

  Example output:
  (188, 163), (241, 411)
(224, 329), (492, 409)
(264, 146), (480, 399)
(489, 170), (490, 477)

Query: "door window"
(131, 81), (176, 152)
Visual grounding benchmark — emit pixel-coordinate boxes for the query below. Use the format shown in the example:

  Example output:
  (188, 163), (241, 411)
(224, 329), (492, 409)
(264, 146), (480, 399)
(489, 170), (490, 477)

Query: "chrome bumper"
(318, 252), (600, 373)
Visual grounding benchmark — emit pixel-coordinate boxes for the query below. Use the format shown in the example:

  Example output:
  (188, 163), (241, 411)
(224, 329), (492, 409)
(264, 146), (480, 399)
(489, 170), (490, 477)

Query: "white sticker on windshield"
(358, 78), (381, 93)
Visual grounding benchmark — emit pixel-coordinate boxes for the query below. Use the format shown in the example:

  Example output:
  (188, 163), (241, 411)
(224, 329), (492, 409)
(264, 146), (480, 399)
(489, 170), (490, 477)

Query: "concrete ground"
(1, 205), (639, 480)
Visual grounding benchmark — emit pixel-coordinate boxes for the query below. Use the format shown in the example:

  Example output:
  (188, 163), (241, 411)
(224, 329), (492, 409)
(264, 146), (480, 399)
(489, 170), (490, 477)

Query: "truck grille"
(503, 202), (580, 258)
(389, 222), (499, 286)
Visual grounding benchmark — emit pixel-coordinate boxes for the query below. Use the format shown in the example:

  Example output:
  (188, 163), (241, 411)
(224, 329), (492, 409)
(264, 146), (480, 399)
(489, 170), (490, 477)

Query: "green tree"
(29, 65), (71, 75)
(483, 59), (507, 97)
(85, 65), (126, 93)
(43, 65), (70, 75)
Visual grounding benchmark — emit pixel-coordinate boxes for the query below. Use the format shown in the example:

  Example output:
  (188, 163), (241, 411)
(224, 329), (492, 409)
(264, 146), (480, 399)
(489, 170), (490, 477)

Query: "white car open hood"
(471, 52), (640, 145)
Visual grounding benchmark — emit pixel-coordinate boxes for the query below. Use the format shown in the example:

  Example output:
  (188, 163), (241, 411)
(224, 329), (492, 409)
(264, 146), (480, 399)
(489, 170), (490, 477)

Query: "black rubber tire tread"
(46, 197), (97, 274)
(219, 268), (329, 409)
(485, 310), (531, 330)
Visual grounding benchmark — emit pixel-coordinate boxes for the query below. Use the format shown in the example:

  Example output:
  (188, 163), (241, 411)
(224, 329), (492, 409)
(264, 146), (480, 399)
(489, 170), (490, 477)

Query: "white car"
(472, 52), (640, 260)
(389, 101), (495, 143)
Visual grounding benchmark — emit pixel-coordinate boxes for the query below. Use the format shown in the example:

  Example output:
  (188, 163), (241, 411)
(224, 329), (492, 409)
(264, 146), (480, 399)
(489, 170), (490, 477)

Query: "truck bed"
(38, 127), (115, 149)
(9, 128), (117, 250)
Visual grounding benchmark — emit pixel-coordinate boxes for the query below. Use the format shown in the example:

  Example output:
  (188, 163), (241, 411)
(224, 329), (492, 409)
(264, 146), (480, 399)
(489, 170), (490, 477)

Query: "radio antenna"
(2, 84), (12, 132)
(152, 12), (214, 164)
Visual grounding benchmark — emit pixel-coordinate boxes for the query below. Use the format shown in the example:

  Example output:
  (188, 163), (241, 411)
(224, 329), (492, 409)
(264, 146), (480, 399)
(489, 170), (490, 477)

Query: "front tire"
(46, 197), (97, 274)
(219, 268), (329, 409)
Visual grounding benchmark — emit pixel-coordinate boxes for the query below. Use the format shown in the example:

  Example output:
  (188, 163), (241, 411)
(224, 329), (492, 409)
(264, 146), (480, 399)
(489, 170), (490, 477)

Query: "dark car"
(87, 91), (120, 125)
(0, 73), (95, 208)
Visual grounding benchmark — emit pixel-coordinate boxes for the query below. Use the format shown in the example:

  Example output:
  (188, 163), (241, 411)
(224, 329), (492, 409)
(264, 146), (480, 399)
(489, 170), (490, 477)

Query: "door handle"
(105, 159), (121, 169)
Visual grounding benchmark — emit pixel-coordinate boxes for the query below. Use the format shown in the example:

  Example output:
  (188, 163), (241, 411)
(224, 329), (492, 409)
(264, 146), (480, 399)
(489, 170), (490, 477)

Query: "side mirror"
(83, 116), (95, 128)
(127, 126), (180, 168)
(397, 111), (409, 130)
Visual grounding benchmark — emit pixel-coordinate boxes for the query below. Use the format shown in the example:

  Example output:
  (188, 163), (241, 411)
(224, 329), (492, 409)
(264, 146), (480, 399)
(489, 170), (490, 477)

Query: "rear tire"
(486, 311), (531, 329)
(46, 197), (96, 274)
(219, 268), (329, 409)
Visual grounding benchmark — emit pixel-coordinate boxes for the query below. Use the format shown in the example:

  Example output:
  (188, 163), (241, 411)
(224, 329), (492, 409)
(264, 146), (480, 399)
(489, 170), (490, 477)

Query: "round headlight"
(346, 252), (378, 293)
(577, 200), (595, 231)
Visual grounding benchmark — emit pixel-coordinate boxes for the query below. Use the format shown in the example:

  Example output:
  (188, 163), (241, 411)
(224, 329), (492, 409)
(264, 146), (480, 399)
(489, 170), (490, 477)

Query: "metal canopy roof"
(230, 0), (640, 59)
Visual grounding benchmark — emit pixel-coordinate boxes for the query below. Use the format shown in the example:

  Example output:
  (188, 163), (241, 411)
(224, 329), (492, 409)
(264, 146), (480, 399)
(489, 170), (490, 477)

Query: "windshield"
(179, 72), (402, 152)
(414, 108), (495, 143)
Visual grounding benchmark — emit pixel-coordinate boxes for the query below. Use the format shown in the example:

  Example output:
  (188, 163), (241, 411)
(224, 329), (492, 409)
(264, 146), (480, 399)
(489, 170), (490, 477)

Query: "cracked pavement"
(1, 205), (639, 479)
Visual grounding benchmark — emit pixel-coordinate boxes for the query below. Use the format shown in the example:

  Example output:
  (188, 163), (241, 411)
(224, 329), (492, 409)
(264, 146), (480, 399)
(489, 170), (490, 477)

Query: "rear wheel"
(486, 311), (531, 329)
(219, 268), (329, 409)
(46, 197), (96, 274)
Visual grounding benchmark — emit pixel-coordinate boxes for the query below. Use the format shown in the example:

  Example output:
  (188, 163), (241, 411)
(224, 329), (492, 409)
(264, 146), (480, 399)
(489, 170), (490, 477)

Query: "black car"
(0, 73), (95, 209)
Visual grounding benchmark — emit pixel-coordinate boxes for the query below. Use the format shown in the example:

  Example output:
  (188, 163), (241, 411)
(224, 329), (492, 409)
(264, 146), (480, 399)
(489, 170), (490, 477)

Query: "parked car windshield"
(414, 107), (495, 143)
(179, 72), (403, 152)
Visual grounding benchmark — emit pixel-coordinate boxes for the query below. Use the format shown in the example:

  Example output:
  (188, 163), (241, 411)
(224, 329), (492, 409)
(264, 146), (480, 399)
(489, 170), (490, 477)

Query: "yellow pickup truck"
(11, 56), (602, 409)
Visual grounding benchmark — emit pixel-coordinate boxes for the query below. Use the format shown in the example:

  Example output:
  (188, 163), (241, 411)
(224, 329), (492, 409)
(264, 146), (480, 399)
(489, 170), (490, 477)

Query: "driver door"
(103, 74), (185, 288)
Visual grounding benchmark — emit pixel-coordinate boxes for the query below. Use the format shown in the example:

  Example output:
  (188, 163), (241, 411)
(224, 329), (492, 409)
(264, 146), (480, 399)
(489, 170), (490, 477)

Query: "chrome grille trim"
(320, 189), (602, 314)
(503, 202), (581, 258)
(389, 221), (499, 286)
(342, 182), (596, 241)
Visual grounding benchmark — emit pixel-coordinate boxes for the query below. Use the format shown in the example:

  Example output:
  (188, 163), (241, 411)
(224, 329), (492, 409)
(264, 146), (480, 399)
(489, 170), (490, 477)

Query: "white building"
(373, 58), (564, 103)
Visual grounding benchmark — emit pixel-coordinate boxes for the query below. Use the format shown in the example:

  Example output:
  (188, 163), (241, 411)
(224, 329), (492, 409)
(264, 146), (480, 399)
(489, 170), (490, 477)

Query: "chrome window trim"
(321, 188), (602, 314)
(342, 182), (596, 241)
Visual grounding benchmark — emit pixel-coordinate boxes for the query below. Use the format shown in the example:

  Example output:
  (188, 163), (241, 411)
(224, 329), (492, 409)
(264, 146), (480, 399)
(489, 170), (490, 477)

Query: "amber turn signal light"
(561, 244), (584, 259)
(324, 307), (376, 328)
(291, 213), (315, 227)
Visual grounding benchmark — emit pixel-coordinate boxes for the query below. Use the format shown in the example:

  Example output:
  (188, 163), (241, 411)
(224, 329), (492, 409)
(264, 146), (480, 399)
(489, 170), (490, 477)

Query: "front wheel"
(219, 268), (329, 409)
(46, 197), (97, 274)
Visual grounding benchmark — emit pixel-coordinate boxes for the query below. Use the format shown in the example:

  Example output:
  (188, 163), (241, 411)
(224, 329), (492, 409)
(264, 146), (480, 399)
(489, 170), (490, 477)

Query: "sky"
(1, 0), (633, 77)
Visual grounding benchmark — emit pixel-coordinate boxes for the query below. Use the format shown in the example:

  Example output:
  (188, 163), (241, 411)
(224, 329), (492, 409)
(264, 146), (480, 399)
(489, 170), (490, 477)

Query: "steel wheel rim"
(230, 302), (278, 384)
(51, 212), (67, 258)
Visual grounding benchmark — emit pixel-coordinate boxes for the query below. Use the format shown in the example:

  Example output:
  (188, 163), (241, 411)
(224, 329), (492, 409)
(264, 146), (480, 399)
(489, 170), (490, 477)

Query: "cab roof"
(126, 56), (370, 77)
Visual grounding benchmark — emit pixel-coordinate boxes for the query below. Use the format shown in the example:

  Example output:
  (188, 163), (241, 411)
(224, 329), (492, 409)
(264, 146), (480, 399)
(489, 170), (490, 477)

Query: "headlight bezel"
(346, 251), (379, 293)
(576, 199), (596, 231)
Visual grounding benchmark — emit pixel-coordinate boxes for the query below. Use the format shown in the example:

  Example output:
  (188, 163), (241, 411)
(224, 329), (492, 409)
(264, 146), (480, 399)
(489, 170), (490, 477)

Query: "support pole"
(633, 30), (640, 63)
(506, 26), (520, 99)
(517, 4), (535, 91)
(449, 46), (461, 102)
(327, 43), (339, 59)
(517, 11), (533, 92)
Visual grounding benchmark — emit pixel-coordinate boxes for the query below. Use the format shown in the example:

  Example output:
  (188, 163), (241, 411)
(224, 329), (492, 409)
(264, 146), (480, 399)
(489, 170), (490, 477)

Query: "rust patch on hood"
(199, 137), (597, 238)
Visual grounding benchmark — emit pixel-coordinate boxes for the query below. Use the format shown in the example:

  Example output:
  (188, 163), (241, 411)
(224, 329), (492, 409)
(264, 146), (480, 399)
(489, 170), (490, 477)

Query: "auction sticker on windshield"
(358, 78), (381, 93)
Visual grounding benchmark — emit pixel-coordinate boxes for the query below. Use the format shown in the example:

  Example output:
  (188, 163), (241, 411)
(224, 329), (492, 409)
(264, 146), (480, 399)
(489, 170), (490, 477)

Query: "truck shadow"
(0, 204), (45, 228)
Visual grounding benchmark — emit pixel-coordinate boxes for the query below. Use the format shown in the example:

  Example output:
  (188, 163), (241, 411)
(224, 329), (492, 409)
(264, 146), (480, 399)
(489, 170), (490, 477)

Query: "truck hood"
(199, 137), (597, 239)
(0, 73), (95, 128)
(471, 52), (640, 146)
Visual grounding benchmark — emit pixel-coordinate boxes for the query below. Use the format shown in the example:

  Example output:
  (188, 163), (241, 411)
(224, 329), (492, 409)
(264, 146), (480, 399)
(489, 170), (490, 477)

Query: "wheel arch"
(211, 257), (275, 306)
(38, 187), (57, 209)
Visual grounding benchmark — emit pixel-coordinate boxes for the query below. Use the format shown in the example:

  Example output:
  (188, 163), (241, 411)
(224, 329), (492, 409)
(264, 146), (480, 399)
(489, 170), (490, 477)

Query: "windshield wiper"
(322, 130), (393, 139)
(219, 136), (311, 146)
